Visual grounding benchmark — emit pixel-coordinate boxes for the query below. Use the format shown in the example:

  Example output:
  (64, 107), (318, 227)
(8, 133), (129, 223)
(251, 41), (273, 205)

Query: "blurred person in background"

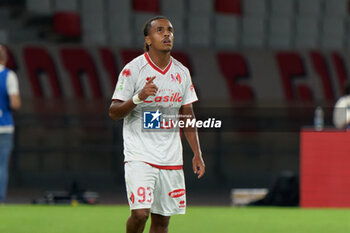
(0, 45), (21, 204)
(109, 16), (205, 233)
(333, 82), (350, 129)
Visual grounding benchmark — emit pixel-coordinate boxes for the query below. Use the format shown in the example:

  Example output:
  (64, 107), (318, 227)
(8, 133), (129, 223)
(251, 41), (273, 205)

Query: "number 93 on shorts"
(124, 161), (186, 216)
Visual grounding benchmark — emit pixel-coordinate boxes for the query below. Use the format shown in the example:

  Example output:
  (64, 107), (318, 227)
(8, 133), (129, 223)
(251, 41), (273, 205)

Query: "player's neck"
(147, 50), (171, 70)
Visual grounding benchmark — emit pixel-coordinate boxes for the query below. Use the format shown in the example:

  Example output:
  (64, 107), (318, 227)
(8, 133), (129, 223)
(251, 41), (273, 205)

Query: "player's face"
(146, 19), (174, 52)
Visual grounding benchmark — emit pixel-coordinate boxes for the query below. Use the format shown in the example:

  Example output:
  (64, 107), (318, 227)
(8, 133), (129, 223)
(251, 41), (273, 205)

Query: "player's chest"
(136, 70), (186, 107)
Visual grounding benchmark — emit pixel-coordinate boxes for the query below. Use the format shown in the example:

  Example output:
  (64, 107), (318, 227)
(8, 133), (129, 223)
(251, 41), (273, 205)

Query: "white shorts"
(124, 161), (186, 216)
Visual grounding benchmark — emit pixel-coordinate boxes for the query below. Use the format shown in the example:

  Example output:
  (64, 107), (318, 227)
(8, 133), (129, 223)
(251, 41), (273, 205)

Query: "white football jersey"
(112, 53), (198, 166)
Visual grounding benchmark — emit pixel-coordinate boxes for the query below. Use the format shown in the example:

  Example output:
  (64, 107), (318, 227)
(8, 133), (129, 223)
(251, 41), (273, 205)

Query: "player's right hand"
(138, 76), (158, 100)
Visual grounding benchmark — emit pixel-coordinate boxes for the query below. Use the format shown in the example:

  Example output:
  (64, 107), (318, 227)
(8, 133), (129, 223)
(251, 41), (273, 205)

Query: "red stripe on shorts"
(145, 162), (183, 170)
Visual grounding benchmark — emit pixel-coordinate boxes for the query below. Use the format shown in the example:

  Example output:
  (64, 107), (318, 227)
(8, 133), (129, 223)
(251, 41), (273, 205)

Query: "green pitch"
(0, 205), (349, 233)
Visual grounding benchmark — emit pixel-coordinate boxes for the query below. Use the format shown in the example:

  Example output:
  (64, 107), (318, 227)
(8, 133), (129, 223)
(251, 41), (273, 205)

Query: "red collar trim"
(144, 53), (172, 75)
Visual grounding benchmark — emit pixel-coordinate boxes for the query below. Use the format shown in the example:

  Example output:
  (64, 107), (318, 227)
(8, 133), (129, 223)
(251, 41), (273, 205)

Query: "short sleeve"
(6, 70), (20, 95)
(181, 68), (198, 105)
(111, 64), (137, 101)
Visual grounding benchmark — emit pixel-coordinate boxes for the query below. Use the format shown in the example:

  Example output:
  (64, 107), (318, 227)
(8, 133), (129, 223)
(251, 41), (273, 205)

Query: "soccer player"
(109, 16), (205, 233)
(0, 45), (21, 203)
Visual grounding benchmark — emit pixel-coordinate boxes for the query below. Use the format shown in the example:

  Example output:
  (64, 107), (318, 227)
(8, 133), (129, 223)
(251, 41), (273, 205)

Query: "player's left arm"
(180, 103), (205, 179)
(7, 71), (21, 110)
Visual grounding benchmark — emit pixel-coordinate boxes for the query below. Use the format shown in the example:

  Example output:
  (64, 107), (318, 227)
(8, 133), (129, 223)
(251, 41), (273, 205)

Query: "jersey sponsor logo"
(143, 92), (183, 103)
(143, 110), (162, 129)
(169, 189), (186, 198)
(122, 69), (131, 77)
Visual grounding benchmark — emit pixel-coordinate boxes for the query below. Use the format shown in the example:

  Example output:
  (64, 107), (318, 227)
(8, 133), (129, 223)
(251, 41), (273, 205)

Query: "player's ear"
(145, 36), (151, 47)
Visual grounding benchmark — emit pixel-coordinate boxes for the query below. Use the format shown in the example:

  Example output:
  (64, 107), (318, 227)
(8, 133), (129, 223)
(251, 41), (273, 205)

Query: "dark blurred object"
(53, 12), (81, 39)
(249, 171), (299, 206)
(32, 181), (99, 205)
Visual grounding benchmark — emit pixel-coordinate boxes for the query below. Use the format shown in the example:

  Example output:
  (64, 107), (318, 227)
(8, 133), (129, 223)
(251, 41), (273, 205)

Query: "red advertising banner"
(300, 130), (350, 207)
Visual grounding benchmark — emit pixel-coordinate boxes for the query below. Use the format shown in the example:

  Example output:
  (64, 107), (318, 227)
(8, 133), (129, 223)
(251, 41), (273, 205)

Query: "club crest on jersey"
(143, 110), (162, 129)
(171, 73), (182, 84)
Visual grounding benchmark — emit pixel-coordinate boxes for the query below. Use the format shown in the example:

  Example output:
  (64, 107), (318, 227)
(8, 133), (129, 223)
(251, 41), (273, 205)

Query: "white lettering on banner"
(161, 118), (221, 129)
(186, 119), (196, 127)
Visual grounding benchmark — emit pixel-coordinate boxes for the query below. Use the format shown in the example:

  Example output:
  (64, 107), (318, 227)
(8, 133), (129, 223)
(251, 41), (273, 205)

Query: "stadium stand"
(294, 16), (320, 48)
(160, 0), (185, 16)
(296, 0), (323, 17)
(0, 0), (343, 49)
(270, 0), (296, 17)
(105, 0), (133, 46)
(188, 15), (213, 47)
(23, 46), (62, 98)
(188, 0), (214, 15)
(52, 0), (78, 12)
(26, 0), (52, 15)
(132, 0), (159, 13)
(324, 0), (348, 17)
(214, 14), (240, 48)
(187, 0), (214, 47)
(0, 30), (8, 43)
(215, 0), (241, 15)
(53, 12), (81, 39)
(241, 16), (265, 48)
(267, 16), (294, 49)
(320, 17), (345, 49)
(81, 0), (106, 44)
(242, 0), (267, 16)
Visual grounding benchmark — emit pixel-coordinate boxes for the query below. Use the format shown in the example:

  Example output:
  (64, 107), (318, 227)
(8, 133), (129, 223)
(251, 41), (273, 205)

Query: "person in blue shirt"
(0, 45), (21, 203)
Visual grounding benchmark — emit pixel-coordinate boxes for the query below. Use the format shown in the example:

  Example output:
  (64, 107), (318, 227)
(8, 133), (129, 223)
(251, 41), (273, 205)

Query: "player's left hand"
(192, 155), (205, 179)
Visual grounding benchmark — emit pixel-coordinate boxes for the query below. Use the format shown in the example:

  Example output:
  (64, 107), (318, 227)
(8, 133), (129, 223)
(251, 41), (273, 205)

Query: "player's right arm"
(109, 76), (157, 121)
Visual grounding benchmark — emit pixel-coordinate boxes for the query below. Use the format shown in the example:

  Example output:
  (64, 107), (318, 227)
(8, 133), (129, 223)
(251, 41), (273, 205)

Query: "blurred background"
(1, 0), (349, 205)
